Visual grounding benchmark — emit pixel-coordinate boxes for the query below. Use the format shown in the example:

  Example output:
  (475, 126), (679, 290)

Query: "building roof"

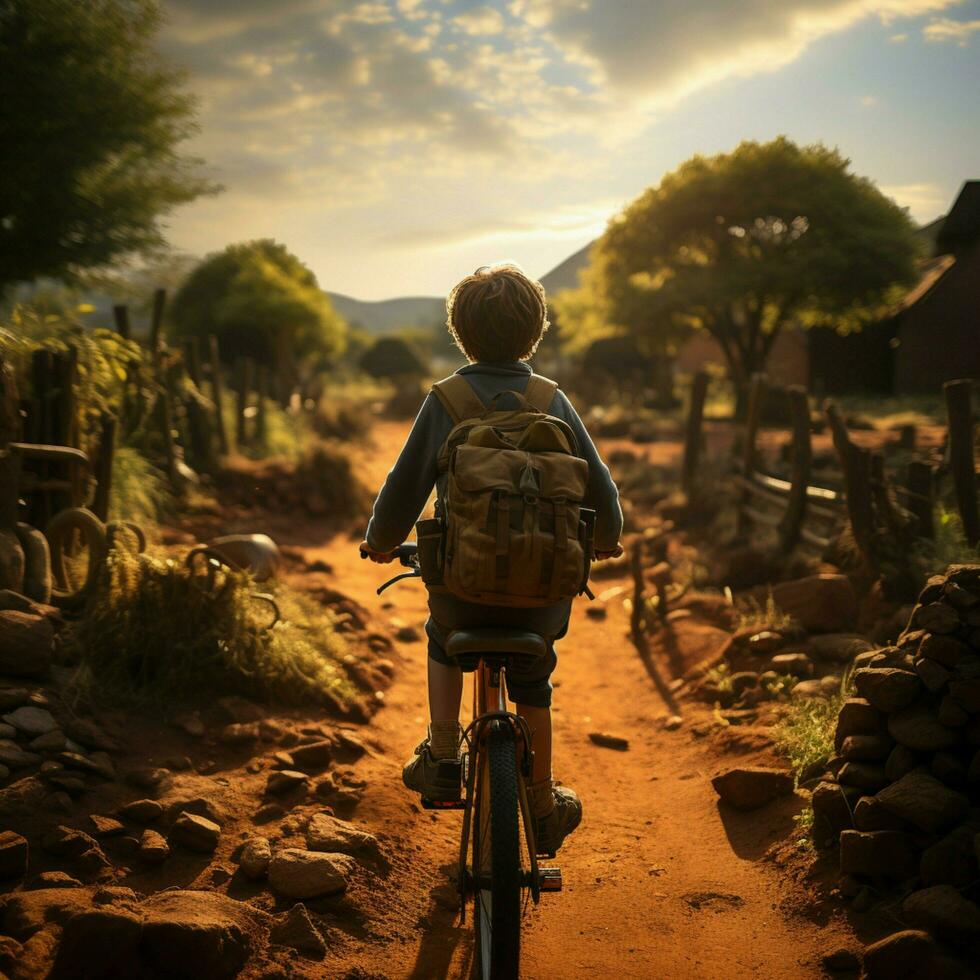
(895, 254), (956, 313)
(936, 180), (980, 254)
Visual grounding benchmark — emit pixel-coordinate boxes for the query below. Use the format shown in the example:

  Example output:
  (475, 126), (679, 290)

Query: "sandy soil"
(298, 420), (869, 979)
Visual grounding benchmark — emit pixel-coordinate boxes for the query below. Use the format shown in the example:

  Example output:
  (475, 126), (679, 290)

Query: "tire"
(474, 721), (522, 980)
(15, 523), (51, 603)
(45, 507), (107, 609)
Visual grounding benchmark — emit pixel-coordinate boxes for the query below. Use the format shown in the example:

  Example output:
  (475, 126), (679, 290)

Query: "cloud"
(880, 181), (948, 217)
(923, 16), (980, 43)
(860, 94), (879, 106)
(454, 6), (506, 34)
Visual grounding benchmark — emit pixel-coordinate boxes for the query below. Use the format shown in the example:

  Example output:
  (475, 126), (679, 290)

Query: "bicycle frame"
(457, 660), (542, 922)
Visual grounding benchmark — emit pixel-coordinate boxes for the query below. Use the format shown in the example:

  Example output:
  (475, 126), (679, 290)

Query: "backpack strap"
(524, 374), (558, 414)
(431, 376), (487, 425)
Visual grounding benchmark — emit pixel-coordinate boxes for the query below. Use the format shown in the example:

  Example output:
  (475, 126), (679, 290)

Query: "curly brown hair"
(446, 263), (550, 363)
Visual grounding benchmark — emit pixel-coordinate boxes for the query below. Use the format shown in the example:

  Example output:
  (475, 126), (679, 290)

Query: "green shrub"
(76, 546), (354, 710)
(109, 446), (173, 526)
(774, 688), (847, 780)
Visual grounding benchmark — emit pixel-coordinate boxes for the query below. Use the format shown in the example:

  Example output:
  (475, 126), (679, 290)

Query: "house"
(809, 180), (980, 395)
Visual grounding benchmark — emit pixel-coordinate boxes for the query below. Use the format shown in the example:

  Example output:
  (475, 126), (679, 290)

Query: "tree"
(170, 240), (347, 392)
(359, 336), (427, 380)
(570, 139), (921, 400)
(0, 0), (217, 299)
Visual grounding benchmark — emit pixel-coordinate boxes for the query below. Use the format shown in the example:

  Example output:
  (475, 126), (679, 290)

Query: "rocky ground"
(0, 417), (976, 979)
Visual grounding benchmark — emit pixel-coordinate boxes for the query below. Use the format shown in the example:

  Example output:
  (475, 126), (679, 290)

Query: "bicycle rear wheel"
(473, 720), (523, 979)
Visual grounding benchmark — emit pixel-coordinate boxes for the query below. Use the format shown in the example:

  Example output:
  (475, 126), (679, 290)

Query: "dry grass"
(733, 589), (794, 633)
(75, 545), (355, 711)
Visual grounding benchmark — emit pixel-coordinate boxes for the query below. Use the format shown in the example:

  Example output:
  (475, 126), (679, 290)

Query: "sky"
(158, 0), (980, 301)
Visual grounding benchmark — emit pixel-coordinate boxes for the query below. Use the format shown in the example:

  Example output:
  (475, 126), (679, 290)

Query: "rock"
(790, 679), (826, 699)
(138, 829), (170, 864)
(0, 830), (28, 879)
(807, 633), (874, 663)
(86, 815), (125, 838)
(92, 885), (138, 906)
(766, 575), (857, 633)
(938, 696), (969, 728)
(3, 705), (57, 735)
(118, 799), (163, 823)
(902, 885), (980, 942)
(173, 711), (205, 737)
(853, 796), (909, 832)
(306, 813), (381, 861)
(62, 718), (118, 753)
(215, 695), (264, 723)
(888, 703), (958, 752)
(841, 734), (893, 762)
(74, 846), (112, 880)
(919, 634), (971, 667)
(165, 796), (225, 826)
(875, 771), (970, 832)
(916, 658), (951, 693)
(0, 739), (41, 767)
(267, 848), (355, 900)
(266, 770), (309, 795)
(585, 605), (606, 620)
(853, 668), (921, 713)
(0, 687), (29, 711)
(270, 903), (326, 959)
(711, 767), (794, 810)
(931, 751), (968, 787)
(663, 715), (683, 731)
(839, 829), (918, 879)
(948, 677), (980, 713)
(239, 837), (272, 879)
(588, 731), (629, 751)
(837, 762), (888, 792)
(920, 824), (980, 888)
(30, 730), (67, 752)
(745, 630), (786, 655)
(913, 603), (962, 635)
(821, 947), (860, 973)
(811, 781), (858, 841)
(26, 871), (82, 889)
(170, 812), (221, 853)
(125, 767), (172, 792)
(768, 652), (813, 676)
(49, 908), (143, 979)
(885, 744), (920, 782)
(0, 886), (93, 939)
(0, 610), (54, 677)
(58, 751), (114, 780)
(40, 825), (99, 858)
(835, 698), (881, 752)
(862, 930), (933, 980)
(253, 802), (285, 824)
(394, 624), (420, 643)
(141, 889), (266, 980)
(288, 740), (333, 770)
(332, 730), (368, 763)
(219, 722), (261, 746)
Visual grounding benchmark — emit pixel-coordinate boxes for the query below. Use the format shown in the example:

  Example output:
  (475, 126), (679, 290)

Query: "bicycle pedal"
(420, 797), (466, 810)
(536, 850), (557, 859)
(538, 866), (563, 892)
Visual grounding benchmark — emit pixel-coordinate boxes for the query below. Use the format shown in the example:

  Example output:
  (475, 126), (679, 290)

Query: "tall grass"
(774, 688), (847, 780)
(109, 446), (174, 526)
(76, 546), (354, 710)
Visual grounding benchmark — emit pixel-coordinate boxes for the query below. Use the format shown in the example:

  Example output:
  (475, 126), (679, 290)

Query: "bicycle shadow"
(407, 862), (474, 980)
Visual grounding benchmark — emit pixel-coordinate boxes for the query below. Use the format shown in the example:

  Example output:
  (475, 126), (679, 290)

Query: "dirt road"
(298, 421), (862, 979)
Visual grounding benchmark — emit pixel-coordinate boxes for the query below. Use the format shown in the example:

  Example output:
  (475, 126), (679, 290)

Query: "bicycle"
(365, 542), (562, 980)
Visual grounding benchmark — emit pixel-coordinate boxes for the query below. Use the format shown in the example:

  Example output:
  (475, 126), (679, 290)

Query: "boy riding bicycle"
(360, 263), (623, 854)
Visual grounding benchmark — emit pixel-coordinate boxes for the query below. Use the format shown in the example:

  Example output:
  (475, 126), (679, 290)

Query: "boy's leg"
(515, 703), (552, 785)
(428, 657), (463, 761)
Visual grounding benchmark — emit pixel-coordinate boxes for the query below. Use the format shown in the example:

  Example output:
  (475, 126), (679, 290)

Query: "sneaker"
(533, 784), (582, 854)
(402, 738), (462, 802)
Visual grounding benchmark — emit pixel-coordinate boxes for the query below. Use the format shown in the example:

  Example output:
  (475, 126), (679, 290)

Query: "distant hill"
(327, 292), (445, 334)
(326, 243), (597, 335)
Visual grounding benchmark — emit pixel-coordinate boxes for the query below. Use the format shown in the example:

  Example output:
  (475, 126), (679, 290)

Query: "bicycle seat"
(446, 628), (548, 660)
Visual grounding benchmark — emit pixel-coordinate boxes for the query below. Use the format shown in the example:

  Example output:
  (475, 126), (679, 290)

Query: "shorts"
(425, 593), (570, 708)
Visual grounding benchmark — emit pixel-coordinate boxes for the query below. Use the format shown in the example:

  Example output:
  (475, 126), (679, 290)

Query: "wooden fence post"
(207, 335), (230, 456)
(906, 460), (935, 539)
(149, 288), (166, 376)
(91, 415), (116, 522)
(112, 305), (131, 340)
(737, 374), (766, 535)
(255, 366), (270, 449)
(681, 371), (709, 497)
(184, 337), (203, 388)
(826, 400), (876, 566)
(943, 379), (978, 545)
(236, 357), (254, 449)
(779, 385), (811, 551)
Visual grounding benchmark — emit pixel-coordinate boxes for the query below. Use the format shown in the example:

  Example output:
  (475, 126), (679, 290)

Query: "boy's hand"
(594, 544), (624, 561)
(359, 541), (397, 564)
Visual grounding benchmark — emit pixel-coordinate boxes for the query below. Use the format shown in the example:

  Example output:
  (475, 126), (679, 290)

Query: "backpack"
(415, 373), (595, 608)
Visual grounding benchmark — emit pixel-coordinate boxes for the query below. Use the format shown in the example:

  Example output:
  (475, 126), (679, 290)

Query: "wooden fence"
(681, 370), (980, 564)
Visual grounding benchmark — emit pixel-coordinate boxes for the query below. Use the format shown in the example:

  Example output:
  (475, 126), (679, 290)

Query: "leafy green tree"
(566, 139), (921, 397)
(359, 335), (427, 380)
(170, 240), (347, 390)
(0, 0), (217, 299)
